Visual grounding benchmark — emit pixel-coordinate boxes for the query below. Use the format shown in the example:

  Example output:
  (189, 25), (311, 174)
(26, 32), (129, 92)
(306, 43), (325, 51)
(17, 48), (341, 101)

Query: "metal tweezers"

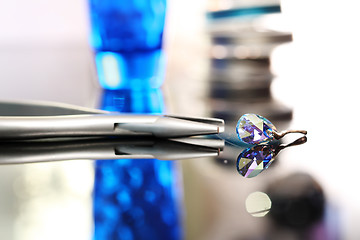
(0, 100), (224, 140)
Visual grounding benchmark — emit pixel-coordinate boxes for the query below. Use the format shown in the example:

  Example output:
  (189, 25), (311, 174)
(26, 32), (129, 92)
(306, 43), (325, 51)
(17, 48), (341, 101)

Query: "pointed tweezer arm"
(0, 114), (224, 140)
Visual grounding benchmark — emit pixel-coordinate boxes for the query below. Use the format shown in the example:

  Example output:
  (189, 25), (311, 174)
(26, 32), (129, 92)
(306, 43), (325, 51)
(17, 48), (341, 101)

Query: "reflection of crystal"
(237, 145), (274, 178)
(236, 113), (276, 144)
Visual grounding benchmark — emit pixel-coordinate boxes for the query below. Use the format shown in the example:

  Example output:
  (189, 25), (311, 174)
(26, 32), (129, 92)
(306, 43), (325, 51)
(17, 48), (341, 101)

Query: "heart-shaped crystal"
(237, 145), (275, 178)
(236, 114), (276, 144)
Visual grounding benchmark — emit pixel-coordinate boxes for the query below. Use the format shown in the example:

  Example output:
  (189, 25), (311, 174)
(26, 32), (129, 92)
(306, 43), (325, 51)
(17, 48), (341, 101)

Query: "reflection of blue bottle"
(93, 89), (182, 240)
(88, 0), (167, 89)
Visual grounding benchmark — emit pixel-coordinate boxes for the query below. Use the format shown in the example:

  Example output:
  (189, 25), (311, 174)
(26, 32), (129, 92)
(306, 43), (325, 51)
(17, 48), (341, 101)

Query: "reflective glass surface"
(1, 1), (360, 240)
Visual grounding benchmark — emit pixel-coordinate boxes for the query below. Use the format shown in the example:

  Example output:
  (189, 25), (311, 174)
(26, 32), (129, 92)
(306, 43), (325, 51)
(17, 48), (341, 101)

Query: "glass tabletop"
(0, 2), (360, 240)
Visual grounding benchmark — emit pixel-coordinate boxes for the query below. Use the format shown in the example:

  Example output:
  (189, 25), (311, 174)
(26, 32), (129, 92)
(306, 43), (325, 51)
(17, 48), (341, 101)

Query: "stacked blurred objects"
(207, 0), (292, 123)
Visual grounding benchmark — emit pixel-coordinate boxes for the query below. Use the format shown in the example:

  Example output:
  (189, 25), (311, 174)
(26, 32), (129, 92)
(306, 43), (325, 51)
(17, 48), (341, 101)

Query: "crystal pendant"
(236, 114), (276, 144)
(237, 145), (274, 178)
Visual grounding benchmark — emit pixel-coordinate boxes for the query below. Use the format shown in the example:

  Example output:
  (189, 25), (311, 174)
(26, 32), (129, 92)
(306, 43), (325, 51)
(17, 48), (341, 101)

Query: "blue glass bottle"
(88, 0), (167, 89)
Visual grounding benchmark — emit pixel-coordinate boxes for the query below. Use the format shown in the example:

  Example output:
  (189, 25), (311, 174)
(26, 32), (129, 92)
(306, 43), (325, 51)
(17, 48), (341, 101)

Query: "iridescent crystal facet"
(236, 114), (276, 144)
(237, 145), (274, 178)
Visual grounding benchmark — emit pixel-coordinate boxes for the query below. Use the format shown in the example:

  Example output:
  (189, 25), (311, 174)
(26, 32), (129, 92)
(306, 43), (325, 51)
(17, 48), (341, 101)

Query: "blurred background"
(0, 0), (360, 239)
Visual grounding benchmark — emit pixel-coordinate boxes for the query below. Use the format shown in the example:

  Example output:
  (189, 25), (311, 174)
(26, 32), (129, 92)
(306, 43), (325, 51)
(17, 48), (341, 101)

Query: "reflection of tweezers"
(0, 137), (225, 164)
(0, 101), (224, 139)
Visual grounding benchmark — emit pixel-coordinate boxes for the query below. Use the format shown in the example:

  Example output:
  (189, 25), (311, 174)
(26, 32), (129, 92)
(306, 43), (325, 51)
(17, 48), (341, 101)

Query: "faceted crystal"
(237, 145), (274, 178)
(236, 114), (276, 144)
